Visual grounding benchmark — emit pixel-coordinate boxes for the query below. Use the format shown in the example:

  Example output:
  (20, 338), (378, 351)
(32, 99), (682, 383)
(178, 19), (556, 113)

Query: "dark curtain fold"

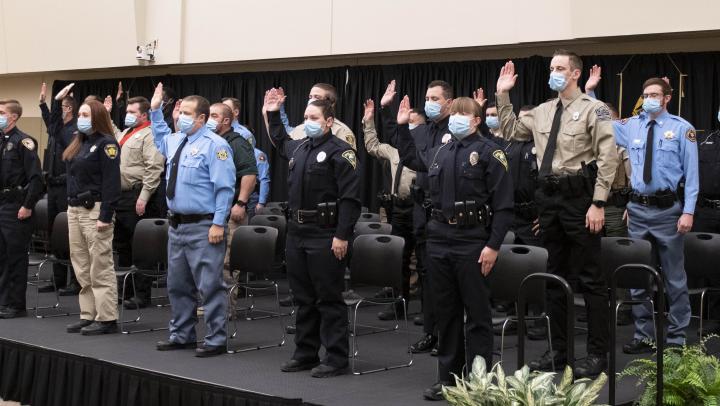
(52, 51), (720, 209)
(0, 339), (304, 406)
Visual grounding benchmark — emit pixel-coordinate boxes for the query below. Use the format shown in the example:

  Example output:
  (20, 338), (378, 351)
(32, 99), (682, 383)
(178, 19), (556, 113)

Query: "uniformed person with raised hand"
(221, 97), (256, 147)
(149, 83), (236, 358)
(362, 98), (417, 321)
(0, 99), (44, 319)
(264, 88), (361, 378)
(613, 77), (698, 353)
(112, 96), (165, 309)
(396, 96), (513, 400)
(495, 50), (619, 378)
(62, 100), (122, 335)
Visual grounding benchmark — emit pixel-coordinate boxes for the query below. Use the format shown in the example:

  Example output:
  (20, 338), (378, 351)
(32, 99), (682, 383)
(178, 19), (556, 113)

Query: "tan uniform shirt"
(496, 88), (619, 201)
(362, 119), (416, 200)
(113, 124), (165, 202)
(611, 146), (631, 190)
(290, 118), (357, 150)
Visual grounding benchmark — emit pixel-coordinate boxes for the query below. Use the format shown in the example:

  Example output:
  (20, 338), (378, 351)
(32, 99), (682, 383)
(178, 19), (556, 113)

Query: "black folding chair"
(356, 212), (381, 223)
(353, 221), (392, 237)
(684, 232), (720, 338)
(502, 230), (516, 245)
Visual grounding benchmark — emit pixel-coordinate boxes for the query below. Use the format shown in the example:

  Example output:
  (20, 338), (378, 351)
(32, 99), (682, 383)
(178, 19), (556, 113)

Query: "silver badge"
(317, 151), (327, 162)
(633, 139), (641, 145)
(664, 131), (674, 140)
(469, 151), (479, 166)
(572, 111), (580, 121)
(442, 134), (451, 144)
(6, 143), (13, 151)
(90, 145), (97, 152)
(190, 147), (199, 156)
(531, 147), (536, 155)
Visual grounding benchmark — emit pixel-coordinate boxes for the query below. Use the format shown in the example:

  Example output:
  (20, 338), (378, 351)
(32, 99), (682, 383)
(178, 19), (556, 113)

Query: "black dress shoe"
(377, 302), (406, 321)
(623, 338), (654, 354)
(493, 302), (512, 313)
(410, 334), (437, 353)
(156, 340), (197, 351)
(281, 358), (320, 372)
(37, 283), (56, 293)
(527, 325), (548, 341)
(574, 354), (607, 379)
(58, 283), (81, 296)
(430, 342), (438, 357)
(413, 316), (424, 326)
(66, 319), (93, 333)
(81, 320), (118, 335)
(311, 363), (348, 378)
(279, 295), (294, 307)
(285, 324), (296, 334)
(528, 350), (566, 372)
(0, 308), (27, 319)
(423, 381), (451, 401)
(123, 297), (149, 309)
(195, 345), (226, 357)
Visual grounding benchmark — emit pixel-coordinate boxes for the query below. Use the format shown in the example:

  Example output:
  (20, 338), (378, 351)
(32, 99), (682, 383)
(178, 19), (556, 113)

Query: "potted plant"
(442, 356), (608, 405)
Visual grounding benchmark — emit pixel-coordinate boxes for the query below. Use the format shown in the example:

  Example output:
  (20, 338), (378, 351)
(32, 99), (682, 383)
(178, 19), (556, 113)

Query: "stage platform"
(0, 284), (707, 406)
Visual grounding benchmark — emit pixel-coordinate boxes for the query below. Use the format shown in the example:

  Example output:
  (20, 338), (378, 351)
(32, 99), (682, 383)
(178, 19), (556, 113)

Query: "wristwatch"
(592, 200), (606, 208)
(236, 199), (247, 208)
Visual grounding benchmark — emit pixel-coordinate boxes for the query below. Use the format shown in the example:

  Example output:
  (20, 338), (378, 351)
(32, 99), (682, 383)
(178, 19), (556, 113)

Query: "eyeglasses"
(642, 92), (664, 99)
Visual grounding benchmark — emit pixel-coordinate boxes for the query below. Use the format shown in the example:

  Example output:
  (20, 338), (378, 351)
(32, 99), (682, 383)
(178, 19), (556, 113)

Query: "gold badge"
(492, 150), (508, 171)
(216, 149), (228, 160)
(258, 153), (266, 162)
(664, 131), (674, 140)
(345, 134), (355, 147)
(686, 129), (697, 143)
(103, 144), (118, 159)
(21, 138), (35, 151)
(469, 151), (479, 166)
(342, 150), (357, 170)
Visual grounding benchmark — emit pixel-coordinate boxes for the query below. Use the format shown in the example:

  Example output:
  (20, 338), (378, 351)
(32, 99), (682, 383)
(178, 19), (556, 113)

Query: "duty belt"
(607, 188), (631, 208)
(289, 202), (338, 226)
(167, 212), (213, 228)
(538, 174), (592, 198)
(0, 186), (22, 204)
(700, 197), (720, 209)
(67, 191), (99, 209)
(430, 200), (490, 227)
(629, 190), (677, 209)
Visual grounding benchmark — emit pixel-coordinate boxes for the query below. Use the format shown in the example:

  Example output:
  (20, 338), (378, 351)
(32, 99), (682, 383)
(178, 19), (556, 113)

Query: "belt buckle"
(640, 195), (650, 206)
(447, 217), (457, 225)
(296, 211), (305, 224)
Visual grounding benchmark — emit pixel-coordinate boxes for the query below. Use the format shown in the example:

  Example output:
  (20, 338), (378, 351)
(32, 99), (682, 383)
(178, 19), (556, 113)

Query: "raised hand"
(39, 83), (47, 104)
(55, 83), (75, 100)
(116, 81), (124, 101)
(277, 87), (286, 99)
(150, 82), (164, 110)
(264, 88), (285, 112)
(397, 95), (411, 125)
(103, 96), (112, 112)
(172, 99), (182, 122)
(363, 99), (375, 123)
(496, 61), (518, 94)
(585, 65), (602, 93)
(473, 88), (486, 108)
(380, 80), (397, 107)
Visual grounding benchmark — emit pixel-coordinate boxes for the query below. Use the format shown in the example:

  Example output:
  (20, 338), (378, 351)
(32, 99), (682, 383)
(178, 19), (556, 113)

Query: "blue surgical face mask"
(177, 114), (195, 134)
(205, 118), (219, 133)
(424, 101), (442, 120)
(485, 116), (499, 129)
(642, 98), (663, 114)
(448, 114), (473, 139)
(304, 120), (324, 139)
(548, 72), (568, 92)
(77, 117), (93, 134)
(0, 115), (7, 131)
(408, 123), (419, 131)
(124, 113), (138, 128)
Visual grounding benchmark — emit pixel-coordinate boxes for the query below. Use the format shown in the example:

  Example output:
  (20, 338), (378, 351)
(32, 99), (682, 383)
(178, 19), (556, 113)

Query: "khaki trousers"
(67, 203), (118, 321)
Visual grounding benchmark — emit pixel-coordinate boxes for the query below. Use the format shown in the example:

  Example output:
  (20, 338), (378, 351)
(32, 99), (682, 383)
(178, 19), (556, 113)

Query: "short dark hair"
(84, 95), (101, 103)
(221, 97), (241, 112)
(553, 49), (583, 72)
(62, 96), (76, 116)
(183, 95), (210, 122)
(211, 102), (234, 121)
(486, 101), (497, 109)
(127, 96), (150, 115)
(520, 104), (536, 112)
(642, 77), (673, 96)
(410, 107), (427, 120)
(308, 99), (335, 120)
(0, 99), (22, 117)
(311, 83), (337, 106)
(427, 80), (453, 99)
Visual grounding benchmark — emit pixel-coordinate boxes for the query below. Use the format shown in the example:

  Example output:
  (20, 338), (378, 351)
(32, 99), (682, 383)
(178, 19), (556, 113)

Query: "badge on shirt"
(342, 150), (357, 170)
(316, 151), (327, 163)
(531, 147), (537, 155)
(258, 153), (266, 162)
(663, 131), (674, 140)
(21, 138), (35, 151)
(5, 142), (13, 151)
(442, 134), (451, 144)
(492, 150), (508, 171)
(90, 145), (97, 153)
(469, 151), (479, 166)
(686, 129), (697, 143)
(191, 147), (199, 156)
(104, 144), (118, 159)
(572, 111), (580, 121)
(345, 134), (355, 147)
(216, 148), (229, 160)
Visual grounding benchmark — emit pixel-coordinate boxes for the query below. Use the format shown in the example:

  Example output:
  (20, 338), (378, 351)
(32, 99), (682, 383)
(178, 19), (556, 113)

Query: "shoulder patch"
(686, 128), (696, 143)
(595, 105), (612, 122)
(492, 150), (508, 171)
(341, 150), (357, 170)
(216, 148), (229, 160)
(258, 153), (266, 162)
(21, 138), (35, 151)
(103, 144), (118, 159)
(345, 133), (356, 147)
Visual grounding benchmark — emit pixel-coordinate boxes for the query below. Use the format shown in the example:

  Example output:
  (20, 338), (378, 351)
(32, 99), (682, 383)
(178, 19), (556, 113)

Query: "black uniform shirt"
(268, 111), (361, 240)
(394, 111), (449, 191)
(698, 131), (720, 198)
(66, 132), (121, 223)
(40, 101), (77, 178)
(219, 130), (258, 201)
(0, 127), (43, 209)
(504, 139), (538, 203)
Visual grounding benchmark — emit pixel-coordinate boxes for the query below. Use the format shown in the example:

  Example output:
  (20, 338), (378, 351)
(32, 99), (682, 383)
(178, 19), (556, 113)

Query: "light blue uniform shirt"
(231, 120), (256, 148)
(150, 109), (236, 225)
(254, 148), (271, 205)
(613, 110), (699, 214)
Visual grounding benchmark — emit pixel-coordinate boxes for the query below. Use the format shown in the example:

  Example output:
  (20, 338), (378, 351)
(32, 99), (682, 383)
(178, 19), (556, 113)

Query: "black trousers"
(286, 225), (348, 368)
(0, 203), (34, 310)
(414, 202), (437, 335)
(536, 189), (608, 355)
(47, 184), (75, 287)
(426, 220), (493, 381)
(512, 216), (542, 247)
(391, 203), (415, 301)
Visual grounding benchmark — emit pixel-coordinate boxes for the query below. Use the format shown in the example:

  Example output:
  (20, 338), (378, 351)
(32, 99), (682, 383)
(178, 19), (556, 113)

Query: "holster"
(316, 202), (338, 227)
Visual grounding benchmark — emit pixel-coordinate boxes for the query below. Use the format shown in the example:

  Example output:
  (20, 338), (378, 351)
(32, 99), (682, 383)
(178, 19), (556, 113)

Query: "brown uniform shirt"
(496, 88), (619, 201)
(362, 118), (416, 200)
(290, 118), (357, 150)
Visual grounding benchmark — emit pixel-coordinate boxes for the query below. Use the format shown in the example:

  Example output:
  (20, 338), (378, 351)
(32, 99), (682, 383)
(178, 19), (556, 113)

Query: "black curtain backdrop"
(52, 51), (720, 210)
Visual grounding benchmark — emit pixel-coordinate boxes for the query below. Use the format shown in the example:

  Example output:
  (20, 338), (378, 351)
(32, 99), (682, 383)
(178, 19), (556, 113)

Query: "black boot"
(81, 320), (118, 335)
